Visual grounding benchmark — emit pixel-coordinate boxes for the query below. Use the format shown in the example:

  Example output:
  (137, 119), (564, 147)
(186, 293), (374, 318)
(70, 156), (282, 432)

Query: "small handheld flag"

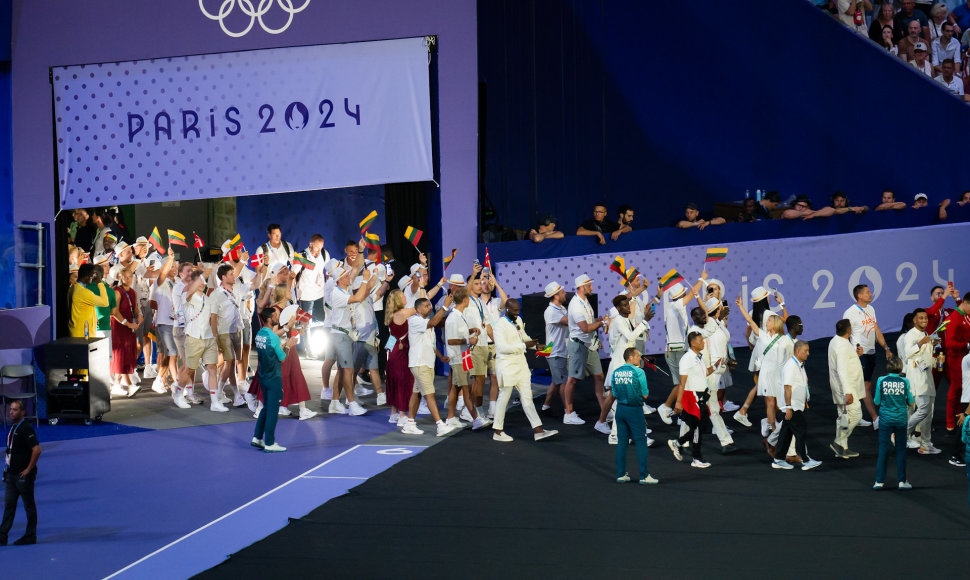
(363, 231), (381, 252)
(535, 342), (553, 358)
(705, 248), (728, 263)
(461, 349), (474, 371)
(484, 247), (491, 270)
(625, 266), (640, 284)
(148, 227), (165, 253)
(658, 268), (685, 292)
(193, 232), (205, 249)
(936, 319), (951, 334)
(443, 248), (458, 271)
(227, 234), (243, 253)
(296, 308), (313, 325)
(404, 226), (423, 247)
(359, 210), (378, 233)
(609, 256), (627, 284)
(250, 253), (264, 269)
(293, 253), (315, 270)
(167, 229), (188, 247)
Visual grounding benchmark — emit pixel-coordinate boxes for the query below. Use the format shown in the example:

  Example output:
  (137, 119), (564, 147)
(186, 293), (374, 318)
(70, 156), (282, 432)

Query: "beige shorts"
(217, 332), (242, 361)
(411, 366), (436, 396)
(450, 363), (469, 388)
(185, 336), (218, 369)
(469, 345), (494, 377)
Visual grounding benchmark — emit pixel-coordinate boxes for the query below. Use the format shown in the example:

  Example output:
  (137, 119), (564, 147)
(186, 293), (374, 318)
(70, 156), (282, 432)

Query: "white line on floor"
(300, 475), (368, 480)
(104, 444), (362, 579)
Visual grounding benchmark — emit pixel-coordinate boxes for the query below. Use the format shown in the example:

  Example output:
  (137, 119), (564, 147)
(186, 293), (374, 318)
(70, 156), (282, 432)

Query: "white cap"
(751, 286), (769, 302)
(667, 282), (686, 299)
(574, 274), (592, 288)
(92, 252), (111, 265)
(134, 236), (150, 246)
(113, 240), (131, 255)
(914, 192), (928, 201)
(269, 262), (287, 276)
(397, 275), (412, 290)
(324, 259), (340, 276)
(331, 266), (347, 281)
(544, 281), (563, 298)
(704, 297), (721, 314)
(410, 263), (425, 275)
(706, 278), (725, 298)
(448, 273), (466, 287)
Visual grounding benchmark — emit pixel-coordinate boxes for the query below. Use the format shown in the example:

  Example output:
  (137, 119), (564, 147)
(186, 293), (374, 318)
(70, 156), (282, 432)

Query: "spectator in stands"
(824, 191), (869, 216)
(877, 25), (899, 54)
(875, 190), (907, 211)
(895, 0), (930, 44)
(912, 192), (930, 209)
(949, 0), (970, 36)
(838, 0), (873, 29)
(931, 23), (961, 74)
(616, 204), (635, 237)
(936, 58), (965, 96)
(938, 190), (970, 220)
(577, 202), (618, 245)
(928, 3), (950, 42)
(736, 198), (760, 223)
(781, 195), (816, 220)
(756, 191), (782, 220)
(910, 42), (934, 76)
(900, 21), (931, 62)
(529, 215), (564, 243)
(676, 202), (725, 230)
(869, 2), (896, 43)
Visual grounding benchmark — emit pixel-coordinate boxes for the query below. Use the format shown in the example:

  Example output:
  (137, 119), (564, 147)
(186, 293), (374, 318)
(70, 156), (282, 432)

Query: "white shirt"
(445, 308), (472, 360)
(210, 285), (241, 334)
(679, 349), (707, 392)
(911, 59), (934, 78)
(465, 295), (492, 346)
(567, 294), (596, 344)
(828, 335), (865, 402)
(351, 288), (377, 343)
(407, 313), (436, 368)
(322, 278), (337, 329)
(294, 248), (329, 302)
(172, 279), (187, 328)
(255, 241), (293, 270)
(781, 356), (809, 412)
(184, 292), (214, 339)
(903, 327), (934, 396)
(543, 302), (568, 358)
(931, 37), (962, 66)
(492, 315), (533, 387)
(663, 295), (688, 348)
(843, 303), (878, 354)
(234, 267), (257, 322)
(151, 279), (175, 326)
(606, 313), (647, 387)
(708, 320), (729, 377)
(935, 74), (965, 95)
(329, 285), (352, 331)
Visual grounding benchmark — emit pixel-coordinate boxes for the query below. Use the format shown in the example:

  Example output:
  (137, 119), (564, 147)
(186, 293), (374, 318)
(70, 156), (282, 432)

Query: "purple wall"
(11, 0), (478, 330)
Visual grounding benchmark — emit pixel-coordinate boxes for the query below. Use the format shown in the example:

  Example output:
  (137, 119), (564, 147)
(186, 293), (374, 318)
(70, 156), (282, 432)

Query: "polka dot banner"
(52, 37), (433, 209)
(495, 224), (970, 354)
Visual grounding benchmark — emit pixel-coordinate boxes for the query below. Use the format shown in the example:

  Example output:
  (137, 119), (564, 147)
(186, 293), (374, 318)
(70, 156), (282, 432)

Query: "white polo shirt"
(151, 279), (175, 326)
(445, 309), (471, 360)
(843, 303), (878, 354)
(781, 356), (809, 412)
(664, 296), (688, 349)
(679, 350), (707, 392)
(408, 314), (436, 369)
(255, 241), (293, 270)
(329, 285), (352, 331)
(210, 285), (242, 334)
(466, 295), (492, 346)
(543, 303), (568, 358)
(567, 294), (595, 344)
(184, 293), (214, 340)
(295, 248), (329, 302)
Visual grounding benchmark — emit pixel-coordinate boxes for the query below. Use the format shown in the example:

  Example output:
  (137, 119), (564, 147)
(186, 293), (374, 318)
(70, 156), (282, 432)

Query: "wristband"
(778, 302), (785, 308)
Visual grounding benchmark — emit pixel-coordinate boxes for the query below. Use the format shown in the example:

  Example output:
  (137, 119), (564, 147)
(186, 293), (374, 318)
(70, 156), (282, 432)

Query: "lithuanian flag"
(443, 248), (458, 270)
(293, 253), (315, 270)
(359, 210), (378, 233)
(536, 342), (553, 357)
(227, 234), (243, 253)
(148, 227), (165, 253)
(658, 268), (685, 292)
(167, 229), (188, 247)
(705, 247), (728, 263)
(609, 256), (627, 284)
(625, 266), (640, 284)
(404, 226), (423, 246)
(363, 231), (381, 252)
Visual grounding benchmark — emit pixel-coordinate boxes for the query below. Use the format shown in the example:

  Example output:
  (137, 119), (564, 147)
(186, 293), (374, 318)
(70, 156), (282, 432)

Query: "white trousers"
(493, 381), (542, 431)
(835, 399), (862, 449)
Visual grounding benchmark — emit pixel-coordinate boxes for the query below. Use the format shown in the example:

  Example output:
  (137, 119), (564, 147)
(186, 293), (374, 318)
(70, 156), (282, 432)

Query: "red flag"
(484, 247), (491, 270)
(461, 349), (474, 371)
(250, 253), (264, 269)
(193, 232), (204, 249)
(297, 308), (313, 324)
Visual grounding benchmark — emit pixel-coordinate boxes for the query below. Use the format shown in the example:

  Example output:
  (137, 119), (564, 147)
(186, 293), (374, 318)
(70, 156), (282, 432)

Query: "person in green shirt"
(252, 307), (298, 452)
(610, 347), (658, 485)
(873, 356), (914, 490)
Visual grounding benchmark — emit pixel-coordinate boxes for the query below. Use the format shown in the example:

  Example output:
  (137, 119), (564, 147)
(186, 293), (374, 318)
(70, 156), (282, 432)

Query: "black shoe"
(13, 535), (36, 545)
(829, 442), (846, 458)
(722, 444), (738, 455)
(949, 456), (966, 467)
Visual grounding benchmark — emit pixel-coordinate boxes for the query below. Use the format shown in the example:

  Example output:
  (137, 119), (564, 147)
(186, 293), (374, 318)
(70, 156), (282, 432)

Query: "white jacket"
(492, 315), (532, 388)
(903, 327), (934, 397)
(605, 313), (647, 387)
(828, 335), (865, 404)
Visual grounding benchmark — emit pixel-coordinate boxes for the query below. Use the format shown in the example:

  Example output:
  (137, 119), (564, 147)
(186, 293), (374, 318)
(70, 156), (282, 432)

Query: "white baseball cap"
(667, 282), (686, 299)
(751, 286), (769, 302)
(574, 274), (592, 288)
(544, 281), (563, 298)
(448, 273), (466, 287)
(704, 297), (721, 314)
(397, 275), (412, 290)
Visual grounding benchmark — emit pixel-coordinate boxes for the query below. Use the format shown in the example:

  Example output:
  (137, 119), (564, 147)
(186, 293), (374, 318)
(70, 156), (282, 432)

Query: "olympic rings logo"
(199, 0), (310, 38)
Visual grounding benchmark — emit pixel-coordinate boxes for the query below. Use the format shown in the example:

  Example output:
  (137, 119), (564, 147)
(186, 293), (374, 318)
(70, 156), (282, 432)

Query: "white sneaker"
(436, 421), (457, 437)
(143, 364), (158, 379)
(690, 459), (711, 469)
(906, 437), (921, 449)
(173, 392), (191, 409)
(151, 379), (168, 394)
(534, 429), (558, 441)
(605, 410), (615, 423)
(918, 445), (942, 455)
(733, 411), (752, 427)
(355, 383), (374, 396)
(321, 387), (333, 400)
(401, 421), (424, 435)
(389, 412), (400, 424)
(126, 384), (141, 398)
(219, 390), (231, 405)
(244, 393), (257, 412)
(647, 437), (655, 447)
(110, 384), (127, 397)
(348, 401), (367, 416)
(376, 392), (387, 406)
(658, 404), (673, 425)
(760, 418), (771, 439)
(299, 407), (318, 421)
(237, 379), (250, 394)
(667, 439), (683, 461)
(460, 407), (474, 423)
(594, 421), (611, 435)
(541, 404), (551, 411)
(608, 434), (618, 445)
(446, 417), (465, 430)
(129, 371), (141, 384)
(185, 392), (202, 405)
(457, 397), (466, 411)
(210, 400), (230, 413)
(723, 400), (740, 412)
(278, 406), (292, 417)
(858, 418), (872, 427)
(328, 400), (348, 414)
(472, 416), (492, 430)
(263, 443), (287, 453)
(493, 431), (513, 442)
(397, 414), (409, 428)
(873, 417), (880, 430)
(418, 400), (431, 415)
(232, 393), (246, 407)
(250, 437), (264, 449)
(642, 403), (656, 415)
(801, 459), (822, 471)
(772, 459), (794, 470)
(563, 412), (585, 426)
(252, 401), (264, 418)
(647, 427), (653, 434)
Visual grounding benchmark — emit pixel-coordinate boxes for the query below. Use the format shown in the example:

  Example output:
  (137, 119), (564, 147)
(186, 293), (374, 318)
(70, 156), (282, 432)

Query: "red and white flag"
(250, 253), (264, 269)
(461, 349), (473, 371)
(296, 308), (313, 324)
(193, 232), (204, 249)
(483, 247), (491, 270)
